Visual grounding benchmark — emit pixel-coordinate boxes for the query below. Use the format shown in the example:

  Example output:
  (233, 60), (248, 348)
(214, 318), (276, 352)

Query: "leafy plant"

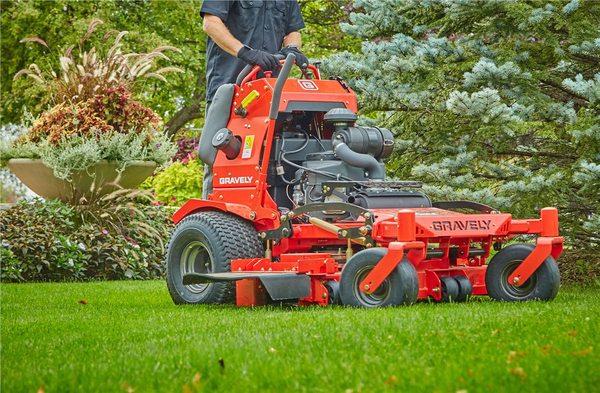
(0, 247), (22, 281)
(145, 159), (203, 206)
(1, 129), (176, 180)
(173, 136), (199, 163)
(14, 18), (182, 107)
(23, 85), (162, 145)
(0, 197), (174, 282)
(1, 19), (179, 182)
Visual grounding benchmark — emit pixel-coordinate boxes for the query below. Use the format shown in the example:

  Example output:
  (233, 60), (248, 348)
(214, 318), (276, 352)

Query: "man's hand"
(237, 46), (279, 71)
(279, 45), (309, 68)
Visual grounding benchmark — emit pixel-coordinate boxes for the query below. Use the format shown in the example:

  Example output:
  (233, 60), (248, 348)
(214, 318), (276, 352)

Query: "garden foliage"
(146, 160), (203, 206)
(142, 136), (203, 206)
(0, 20), (179, 180)
(325, 0), (600, 263)
(0, 195), (173, 282)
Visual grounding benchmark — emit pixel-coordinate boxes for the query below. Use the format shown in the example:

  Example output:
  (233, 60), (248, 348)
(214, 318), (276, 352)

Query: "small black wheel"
(485, 243), (560, 301)
(324, 281), (341, 304)
(165, 211), (263, 305)
(339, 248), (418, 308)
(440, 276), (459, 302)
(454, 276), (472, 302)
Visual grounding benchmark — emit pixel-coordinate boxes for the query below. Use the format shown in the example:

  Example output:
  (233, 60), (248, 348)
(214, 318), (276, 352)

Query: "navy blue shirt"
(201, 0), (305, 101)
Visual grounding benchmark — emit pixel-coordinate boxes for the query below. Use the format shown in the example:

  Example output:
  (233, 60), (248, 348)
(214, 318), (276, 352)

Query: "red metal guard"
(508, 236), (564, 286)
(359, 210), (425, 294)
(508, 208), (563, 286)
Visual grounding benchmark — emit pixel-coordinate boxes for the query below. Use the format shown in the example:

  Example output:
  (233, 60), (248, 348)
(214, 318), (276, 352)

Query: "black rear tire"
(339, 248), (418, 308)
(165, 211), (263, 305)
(485, 243), (560, 301)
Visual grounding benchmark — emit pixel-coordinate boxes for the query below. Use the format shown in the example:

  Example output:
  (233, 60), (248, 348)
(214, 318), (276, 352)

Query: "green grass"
(1, 281), (598, 393)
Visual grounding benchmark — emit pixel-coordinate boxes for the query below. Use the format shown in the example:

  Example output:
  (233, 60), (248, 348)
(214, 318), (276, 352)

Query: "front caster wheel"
(165, 211), (263, 305)
(485, 243), (560, 301)
(339, 248), (418, 308)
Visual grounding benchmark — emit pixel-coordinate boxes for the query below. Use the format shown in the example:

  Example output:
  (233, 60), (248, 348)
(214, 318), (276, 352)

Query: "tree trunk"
(164, 101), (203, 138)
(165, 70), (206, 138)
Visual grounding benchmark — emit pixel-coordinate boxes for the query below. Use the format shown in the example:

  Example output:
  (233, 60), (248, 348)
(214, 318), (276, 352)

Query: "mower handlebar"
(269, 53), (296, 120)
(235, 54), (320, 86)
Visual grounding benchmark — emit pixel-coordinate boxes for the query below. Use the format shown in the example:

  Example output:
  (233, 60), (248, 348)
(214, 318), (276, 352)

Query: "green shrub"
(145, 159), (203, 206)
(0, 247), (22, 281)
(0, 198), (174, 282)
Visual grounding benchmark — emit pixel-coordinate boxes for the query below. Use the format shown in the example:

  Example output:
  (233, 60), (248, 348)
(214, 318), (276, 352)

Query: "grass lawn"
(1, 281), (598, 392)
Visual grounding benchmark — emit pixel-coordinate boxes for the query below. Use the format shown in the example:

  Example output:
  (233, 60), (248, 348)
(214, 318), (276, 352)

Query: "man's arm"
(279, 1), (308, 66)
(202, 15), (244, 57)
(203, 14), (278, 71)
(283, 31), (302, 48)
(280, 31), (308, 67)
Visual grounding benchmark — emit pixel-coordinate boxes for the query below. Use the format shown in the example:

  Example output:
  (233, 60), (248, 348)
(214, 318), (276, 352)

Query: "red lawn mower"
(165, 54), (563, 307)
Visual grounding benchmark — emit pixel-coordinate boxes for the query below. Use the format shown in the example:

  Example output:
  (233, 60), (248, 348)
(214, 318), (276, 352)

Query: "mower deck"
(183, 206), (563, 306)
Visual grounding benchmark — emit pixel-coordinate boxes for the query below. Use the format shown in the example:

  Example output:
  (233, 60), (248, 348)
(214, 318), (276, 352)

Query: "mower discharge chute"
(165, 54), (563, 307)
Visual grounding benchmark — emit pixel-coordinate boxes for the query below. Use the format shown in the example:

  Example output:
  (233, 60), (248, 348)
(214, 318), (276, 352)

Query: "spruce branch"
(540, 79), (590, 104)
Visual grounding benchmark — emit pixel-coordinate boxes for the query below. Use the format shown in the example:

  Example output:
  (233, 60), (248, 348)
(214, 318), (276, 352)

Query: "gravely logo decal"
(432, 219), (492, 231)
(298, 80), (318, 90)
(219, 176), (253, 185)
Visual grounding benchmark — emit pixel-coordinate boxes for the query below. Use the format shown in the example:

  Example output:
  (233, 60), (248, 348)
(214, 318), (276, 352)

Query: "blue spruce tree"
(324, 0), (599, 273)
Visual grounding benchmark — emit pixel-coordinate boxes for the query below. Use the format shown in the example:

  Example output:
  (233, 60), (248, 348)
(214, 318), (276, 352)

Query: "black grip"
(235, 64), (254, 85)
(269, 53), (295, 120)
(235, 54), (287, 85)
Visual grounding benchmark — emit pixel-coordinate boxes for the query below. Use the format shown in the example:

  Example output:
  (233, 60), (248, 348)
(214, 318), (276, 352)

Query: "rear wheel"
(339, 248), (418, 308)
(165, 211), (263, 305)
(485, 243), (560, 301)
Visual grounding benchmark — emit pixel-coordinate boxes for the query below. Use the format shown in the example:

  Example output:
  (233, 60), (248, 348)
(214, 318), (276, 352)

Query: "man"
(199, 0), (308, 197)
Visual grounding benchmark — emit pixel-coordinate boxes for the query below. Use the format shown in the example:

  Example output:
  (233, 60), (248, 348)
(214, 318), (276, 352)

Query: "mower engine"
(269, 107), (430, 211)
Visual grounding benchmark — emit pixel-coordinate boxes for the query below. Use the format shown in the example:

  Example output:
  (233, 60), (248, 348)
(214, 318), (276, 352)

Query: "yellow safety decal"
(242, 135), (255, 159)
(241, 90), (260, 109)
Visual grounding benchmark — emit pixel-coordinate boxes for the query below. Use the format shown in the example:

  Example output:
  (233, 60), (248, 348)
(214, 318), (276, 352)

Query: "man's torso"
(203, 0), (299, 101)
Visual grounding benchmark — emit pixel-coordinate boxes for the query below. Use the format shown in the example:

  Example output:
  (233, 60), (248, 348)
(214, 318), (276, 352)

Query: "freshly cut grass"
(1, 281), (598, 392)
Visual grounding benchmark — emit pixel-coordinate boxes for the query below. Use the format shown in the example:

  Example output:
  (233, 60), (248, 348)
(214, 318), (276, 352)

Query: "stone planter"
(7, 159), (157, 203)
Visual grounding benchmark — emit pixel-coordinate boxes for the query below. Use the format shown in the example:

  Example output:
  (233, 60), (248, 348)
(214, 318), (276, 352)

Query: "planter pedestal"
(7, 159), (157, 203)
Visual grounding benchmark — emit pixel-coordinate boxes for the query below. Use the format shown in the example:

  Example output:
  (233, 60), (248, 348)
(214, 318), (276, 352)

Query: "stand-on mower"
(166, 54), (563, 307)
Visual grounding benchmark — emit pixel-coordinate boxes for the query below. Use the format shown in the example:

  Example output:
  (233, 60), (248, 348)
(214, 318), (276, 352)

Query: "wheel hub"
(180, 241), (213, 294)
(353, 266), (391, 306)
(500, 260), (537, 298)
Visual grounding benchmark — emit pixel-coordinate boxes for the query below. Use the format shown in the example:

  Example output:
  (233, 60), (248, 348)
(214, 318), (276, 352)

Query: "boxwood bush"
(0, 198), (173, 282)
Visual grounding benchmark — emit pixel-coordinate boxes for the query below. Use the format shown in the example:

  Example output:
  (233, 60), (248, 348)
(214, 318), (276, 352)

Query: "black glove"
(278, 45), (309, 68)
(237, 45), (279, 71)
